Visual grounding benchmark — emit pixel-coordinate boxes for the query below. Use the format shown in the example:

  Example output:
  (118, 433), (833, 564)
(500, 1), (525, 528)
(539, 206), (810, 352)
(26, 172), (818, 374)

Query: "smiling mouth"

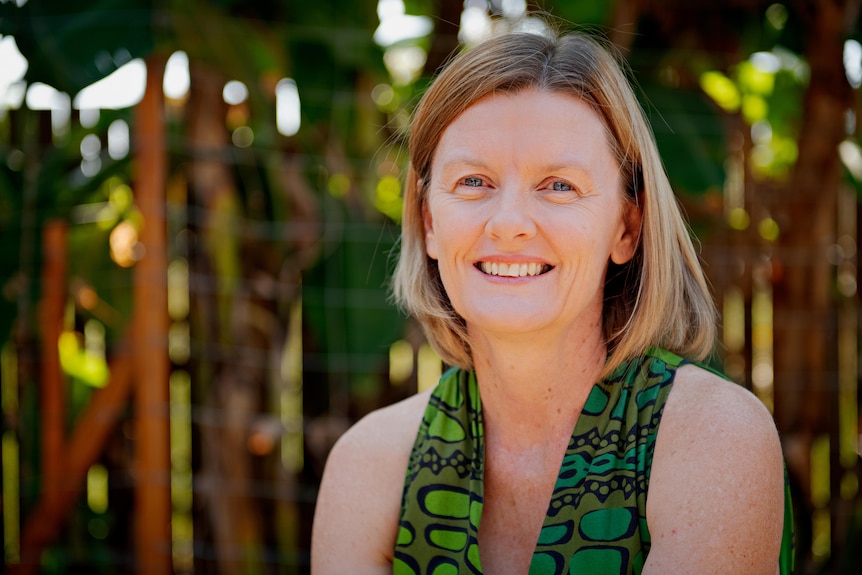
(477, 262), (553, 278)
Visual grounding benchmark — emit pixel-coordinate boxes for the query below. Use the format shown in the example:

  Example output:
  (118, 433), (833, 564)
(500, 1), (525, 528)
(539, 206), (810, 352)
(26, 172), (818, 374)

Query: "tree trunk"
(186, 61), (267, 574)
(770, 0), (856, 567)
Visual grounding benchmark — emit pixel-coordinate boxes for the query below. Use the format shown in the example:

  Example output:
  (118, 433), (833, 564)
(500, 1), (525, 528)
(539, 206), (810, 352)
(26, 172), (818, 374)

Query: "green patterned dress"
(393, 348), (795, 575)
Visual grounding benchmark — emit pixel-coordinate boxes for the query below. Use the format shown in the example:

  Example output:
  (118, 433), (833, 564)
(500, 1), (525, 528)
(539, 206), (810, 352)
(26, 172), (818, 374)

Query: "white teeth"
(479, 261), (547, 277)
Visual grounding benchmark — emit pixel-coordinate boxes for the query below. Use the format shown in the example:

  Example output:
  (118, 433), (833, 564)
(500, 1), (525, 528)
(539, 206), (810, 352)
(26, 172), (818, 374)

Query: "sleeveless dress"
(393, 348), (795, 575)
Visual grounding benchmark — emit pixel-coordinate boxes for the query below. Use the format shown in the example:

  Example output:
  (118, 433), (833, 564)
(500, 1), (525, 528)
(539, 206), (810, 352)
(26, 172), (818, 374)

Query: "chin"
(461, 305), (559, 336)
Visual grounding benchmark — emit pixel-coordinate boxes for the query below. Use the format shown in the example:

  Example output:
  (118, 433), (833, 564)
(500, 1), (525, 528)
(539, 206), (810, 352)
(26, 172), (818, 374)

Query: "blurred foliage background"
(1, 0), (862, 573)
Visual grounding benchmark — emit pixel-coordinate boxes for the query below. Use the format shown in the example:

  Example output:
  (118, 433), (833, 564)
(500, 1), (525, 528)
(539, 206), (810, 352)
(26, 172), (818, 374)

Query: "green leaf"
(639, 83), (726, 195)
(738, 60), (775, 96)
(5, 0), (155, 96)
(302, 211), (405, 395)
(700, 70), (741, 112)
(550, 0), (614, 28)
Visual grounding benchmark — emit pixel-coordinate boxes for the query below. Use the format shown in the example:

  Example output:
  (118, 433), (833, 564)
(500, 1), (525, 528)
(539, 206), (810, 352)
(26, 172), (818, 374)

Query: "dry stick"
(14, 350), (133, 575)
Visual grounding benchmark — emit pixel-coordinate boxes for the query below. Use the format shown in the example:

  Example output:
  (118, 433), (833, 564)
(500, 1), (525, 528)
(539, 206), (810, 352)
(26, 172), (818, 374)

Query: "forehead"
(432, 89), (616, 174)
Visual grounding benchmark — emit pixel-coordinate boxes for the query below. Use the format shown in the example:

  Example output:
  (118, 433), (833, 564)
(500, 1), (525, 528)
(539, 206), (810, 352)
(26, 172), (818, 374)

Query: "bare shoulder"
(311, 390), (432, 574)
(662, 363), (782, 440)
(329, 389), (433, 458)
(643, 364), (785, 575)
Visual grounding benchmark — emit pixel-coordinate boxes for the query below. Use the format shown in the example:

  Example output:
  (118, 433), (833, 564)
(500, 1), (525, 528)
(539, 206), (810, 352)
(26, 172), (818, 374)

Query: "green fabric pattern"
(394, 349), (795, 575)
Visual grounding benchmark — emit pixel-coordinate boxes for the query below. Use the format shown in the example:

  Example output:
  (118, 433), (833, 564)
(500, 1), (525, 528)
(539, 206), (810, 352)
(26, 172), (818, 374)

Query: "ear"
(422, 194), (439, 260)
(610, 200), (642, 265)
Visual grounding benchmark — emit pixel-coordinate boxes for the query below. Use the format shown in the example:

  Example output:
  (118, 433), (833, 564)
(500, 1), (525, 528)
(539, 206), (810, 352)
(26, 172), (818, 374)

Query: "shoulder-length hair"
(391, 29), (717, 378)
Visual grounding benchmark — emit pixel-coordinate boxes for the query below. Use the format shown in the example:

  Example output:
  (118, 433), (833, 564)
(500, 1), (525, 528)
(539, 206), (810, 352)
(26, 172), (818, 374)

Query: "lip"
(474, 257), (554, 279)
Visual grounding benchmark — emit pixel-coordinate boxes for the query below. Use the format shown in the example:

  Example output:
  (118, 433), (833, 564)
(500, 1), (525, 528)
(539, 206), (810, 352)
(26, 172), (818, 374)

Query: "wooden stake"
(39, 220), (67, 511)
(132, 55), (172, 575)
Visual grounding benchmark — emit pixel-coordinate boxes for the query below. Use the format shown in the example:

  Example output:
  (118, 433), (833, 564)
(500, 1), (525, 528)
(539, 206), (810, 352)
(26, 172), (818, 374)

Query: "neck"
(469, 321), (607, 450)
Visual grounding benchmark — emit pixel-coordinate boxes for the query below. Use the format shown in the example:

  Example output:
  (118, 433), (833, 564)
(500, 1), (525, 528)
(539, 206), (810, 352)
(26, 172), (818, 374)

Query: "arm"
(643, 365), (785, 575)
(311, 391), (431, 574)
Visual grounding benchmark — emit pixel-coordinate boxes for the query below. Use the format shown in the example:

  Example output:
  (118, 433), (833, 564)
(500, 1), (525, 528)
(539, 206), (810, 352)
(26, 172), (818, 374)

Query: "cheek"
(423, 201), (465, 260)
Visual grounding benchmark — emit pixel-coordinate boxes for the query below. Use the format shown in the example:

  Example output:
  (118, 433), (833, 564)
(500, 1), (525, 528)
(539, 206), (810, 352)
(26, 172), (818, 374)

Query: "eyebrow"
(433, 152), (493, 173)
(435, 153), (595, 182)
(440, 151), (590, 175)
(539, 161), (592, 175)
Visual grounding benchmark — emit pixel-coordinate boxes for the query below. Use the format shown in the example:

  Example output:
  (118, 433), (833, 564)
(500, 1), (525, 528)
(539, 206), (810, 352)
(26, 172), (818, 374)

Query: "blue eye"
(552, 181), (572, 191)
(463, 177), (484, 187)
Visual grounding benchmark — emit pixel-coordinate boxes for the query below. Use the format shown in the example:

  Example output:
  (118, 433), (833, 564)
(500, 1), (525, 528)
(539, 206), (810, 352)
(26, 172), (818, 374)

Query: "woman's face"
(423, 89), (640, 342)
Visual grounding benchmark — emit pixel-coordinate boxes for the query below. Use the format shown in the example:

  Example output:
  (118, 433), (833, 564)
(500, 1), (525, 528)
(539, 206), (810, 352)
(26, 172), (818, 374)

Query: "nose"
(484, 185), (537, 242)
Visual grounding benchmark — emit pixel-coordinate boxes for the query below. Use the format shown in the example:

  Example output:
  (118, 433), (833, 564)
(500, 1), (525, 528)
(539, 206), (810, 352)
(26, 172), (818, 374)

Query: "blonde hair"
(392, 29), (717, 377)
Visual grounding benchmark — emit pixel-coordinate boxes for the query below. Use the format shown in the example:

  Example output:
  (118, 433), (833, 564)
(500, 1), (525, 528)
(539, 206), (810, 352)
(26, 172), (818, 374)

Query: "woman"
(312, 29), (793, 575)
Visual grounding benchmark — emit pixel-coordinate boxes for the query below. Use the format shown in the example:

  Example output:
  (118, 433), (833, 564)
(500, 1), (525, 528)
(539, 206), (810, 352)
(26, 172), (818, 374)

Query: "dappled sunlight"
(163, 51), (190, 102)
(280, 299), (304, 475)
(222, 80), (248, 105)
(383, 45), (427, 86)
(86, 463), (109, 515)
(374, 174), (402, 222)
(460, 2), (494, 45)
(389, 339), (414, 386)
(58, 330), (109, 388)
(374, 0), (433, 47)
(845, 39), (862, 88)
(108, 119), (130, 160)
(0, 34), (27, 114)
(73, 59), (146, 110)
(700, 71), (741, 112)
(750, 279), (774, 411)
(1, 344), (20, 564)
(169, 369), (194, 573)
(108, 220), (141, 268)
(417, 343), (442, 393)
(275, 78), (300, 137)
(25, 82), (71, 141)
